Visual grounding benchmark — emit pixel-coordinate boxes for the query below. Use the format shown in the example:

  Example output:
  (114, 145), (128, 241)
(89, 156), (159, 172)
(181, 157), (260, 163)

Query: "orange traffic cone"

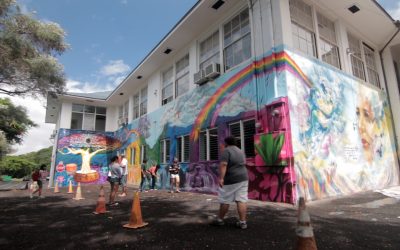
(295, 197), (317, 250)
(73, 182), (85, 200)
(54, 180), (60, 193)
(67, 180), (74, 194)
(93, 186), (108, 214)
(123, 191), (148, 229)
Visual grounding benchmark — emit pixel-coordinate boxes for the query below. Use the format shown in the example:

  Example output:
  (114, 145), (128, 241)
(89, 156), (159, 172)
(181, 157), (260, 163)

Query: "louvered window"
(175, 54), (190, 98)
(199, 129), (218, 161)
(199, 131), (207, 161)
(229, 119), (256, 157)
(209, 128), (219, 161)
(177, 135), (190, 162)
(160, 139), (170, 163)
(141, 145), (147, 163)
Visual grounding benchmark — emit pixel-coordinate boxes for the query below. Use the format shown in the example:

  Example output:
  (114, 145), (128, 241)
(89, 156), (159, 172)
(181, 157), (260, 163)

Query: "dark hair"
(39, 164), (46, 170)
(111, 156), (119, 162)
(224, 136), (236, 146)
(143, 159), (147, 163)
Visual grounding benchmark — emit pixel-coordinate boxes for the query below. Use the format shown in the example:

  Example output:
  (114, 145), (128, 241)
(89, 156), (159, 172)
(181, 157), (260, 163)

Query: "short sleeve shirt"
(220, 145), (248, 185)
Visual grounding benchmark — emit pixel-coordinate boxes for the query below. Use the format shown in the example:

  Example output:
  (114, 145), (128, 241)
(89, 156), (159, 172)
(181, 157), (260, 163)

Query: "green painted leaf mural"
(255, 133), (285, 166)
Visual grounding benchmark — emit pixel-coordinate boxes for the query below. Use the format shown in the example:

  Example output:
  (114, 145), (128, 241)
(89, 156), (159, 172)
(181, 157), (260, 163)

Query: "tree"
(0, 155), (36, 178)
(0, 0), (69, 97)
(0, 97), (37, 144)
(0, 131), (11, 160)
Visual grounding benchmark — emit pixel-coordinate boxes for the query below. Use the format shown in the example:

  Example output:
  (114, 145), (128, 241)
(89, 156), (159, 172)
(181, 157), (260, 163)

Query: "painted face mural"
(356, 94), (380, 163)
(288, 50), (398, 201)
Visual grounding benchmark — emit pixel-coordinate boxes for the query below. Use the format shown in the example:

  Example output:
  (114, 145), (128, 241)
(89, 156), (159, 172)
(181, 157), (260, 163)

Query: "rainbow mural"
(190, 51), (313, 141)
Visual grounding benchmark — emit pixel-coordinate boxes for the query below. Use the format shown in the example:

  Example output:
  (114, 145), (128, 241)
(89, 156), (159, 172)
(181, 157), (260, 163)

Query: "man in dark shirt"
(212, 136), (249, 229)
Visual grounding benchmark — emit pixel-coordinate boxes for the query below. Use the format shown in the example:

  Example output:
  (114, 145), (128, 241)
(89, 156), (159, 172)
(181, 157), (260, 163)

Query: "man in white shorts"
(168, 158), (181, 193)
(211, 136), (249, 229)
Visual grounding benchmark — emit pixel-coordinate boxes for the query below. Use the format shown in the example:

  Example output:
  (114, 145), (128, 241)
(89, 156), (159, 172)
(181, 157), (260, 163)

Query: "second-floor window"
(317, 12), (340, 69)
(200, 30), (220, 71)
(229, 119), (256, 157)
(363, 44), (380, 88)
(162, 67), (173, 105)
(290, 0), (316, 58)
(133, 93), (140, 119)
(175, 54), (190, 97)
(140, 87), (148, 116)
(223, 8), (251, 71)
(348, 33), (366, 81)
(71, 104), (106, 131)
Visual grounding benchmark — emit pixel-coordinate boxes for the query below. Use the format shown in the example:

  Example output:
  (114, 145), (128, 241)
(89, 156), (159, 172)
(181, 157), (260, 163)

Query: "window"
(133, 93), (140, 119)
(140, 87), (148, 116)
(175, 54), (190, 98)
(71, 104), (106, 131)
(229, 119), (256, 157)
(317, 12), (340, 69)
(177, 135), (190, 162)
(348, 33), (365, 81)
(123, 100), (129, 120)
(199, 128), (219, 161)
(162, 67), (173, 105)
(141, 145), (147, 163)
(363, 44), (380, 88)
(223, 8), (251, 70)
(130, 147), (135, 165)
(160, 139), (170, 163)
(200, 31), (220, 71)
(290, 0), (316, 57)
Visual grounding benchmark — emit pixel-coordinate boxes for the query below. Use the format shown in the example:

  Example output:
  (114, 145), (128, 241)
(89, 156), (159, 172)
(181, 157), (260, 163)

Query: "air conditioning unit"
(204, 63), (221, 79)
(194, 70), (208, 85)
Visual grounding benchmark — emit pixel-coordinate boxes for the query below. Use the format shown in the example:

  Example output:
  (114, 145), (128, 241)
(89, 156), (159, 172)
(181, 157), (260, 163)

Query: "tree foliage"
(0, 97), (37, 144)
(0, 131), (11, 159)
(0, 0), (69, 97)
(0, 146), (52, 177)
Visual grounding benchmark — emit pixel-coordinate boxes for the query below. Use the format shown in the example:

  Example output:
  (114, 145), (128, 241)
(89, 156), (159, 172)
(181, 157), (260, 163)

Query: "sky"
(5, 0), (400, 155)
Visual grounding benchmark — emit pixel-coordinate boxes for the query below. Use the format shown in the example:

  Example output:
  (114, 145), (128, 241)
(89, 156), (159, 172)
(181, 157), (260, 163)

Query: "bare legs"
(217, 202), (247, 221)
(109, 182), (119, 204)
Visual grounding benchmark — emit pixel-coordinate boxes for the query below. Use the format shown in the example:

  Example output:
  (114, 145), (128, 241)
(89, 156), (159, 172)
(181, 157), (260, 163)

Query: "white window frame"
(177, 135), (190, 162)
(141, 144), (147, 163)
(162, 67), (174, 106)
(140, 87), (148, 116)
(316, 12), (340, 69)
(223, 7), (252, 71)
(199, 30), (220, 71)
(71, 104), (106, 131)
(175, 54), (190, 98)
(160, 138), (170, 163)
(199, 128), (219, 161)
(132, 93), (140, 119)
(228, 119), (256, 157)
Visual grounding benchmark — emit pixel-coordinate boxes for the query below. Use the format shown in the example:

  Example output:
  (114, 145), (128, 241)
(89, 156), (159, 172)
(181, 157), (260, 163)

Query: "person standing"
(119, 155), (128, 197)
(211, 136), (249, 229)
(168, 158), (181, 193)
(139, 159), (151, 192)
(149, 164), (160, 190)
(30, 164), (46, 198)
(108, 156), (122, 206)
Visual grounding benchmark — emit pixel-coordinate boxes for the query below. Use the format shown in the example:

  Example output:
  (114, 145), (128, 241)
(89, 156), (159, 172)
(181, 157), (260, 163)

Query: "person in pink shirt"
(148, 164), (160, 190)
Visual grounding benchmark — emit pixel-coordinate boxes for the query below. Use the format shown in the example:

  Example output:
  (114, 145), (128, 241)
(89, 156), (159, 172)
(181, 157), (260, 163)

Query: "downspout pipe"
(379, 20), (400, 165)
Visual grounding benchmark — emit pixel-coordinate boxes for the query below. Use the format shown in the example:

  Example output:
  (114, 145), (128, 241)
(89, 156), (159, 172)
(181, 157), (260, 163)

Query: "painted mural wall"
(54, 129), (120, 187)
(286, 49), (400, 201)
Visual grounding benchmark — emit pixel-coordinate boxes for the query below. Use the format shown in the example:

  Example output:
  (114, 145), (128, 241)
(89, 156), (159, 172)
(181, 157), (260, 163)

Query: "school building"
(46, 0), (400, 203)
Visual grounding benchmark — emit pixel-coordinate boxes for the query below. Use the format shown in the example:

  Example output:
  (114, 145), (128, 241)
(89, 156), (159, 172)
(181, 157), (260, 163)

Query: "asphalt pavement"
(0, 182), (399, 249)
